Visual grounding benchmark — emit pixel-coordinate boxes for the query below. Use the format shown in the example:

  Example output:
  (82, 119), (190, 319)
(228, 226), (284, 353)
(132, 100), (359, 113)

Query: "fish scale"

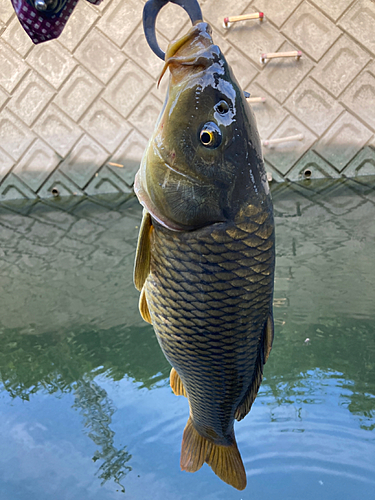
(144, 210), (274, 442)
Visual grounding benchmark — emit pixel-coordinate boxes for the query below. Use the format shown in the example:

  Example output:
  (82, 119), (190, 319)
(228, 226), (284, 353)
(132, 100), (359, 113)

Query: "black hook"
(143, 0), (203, 60)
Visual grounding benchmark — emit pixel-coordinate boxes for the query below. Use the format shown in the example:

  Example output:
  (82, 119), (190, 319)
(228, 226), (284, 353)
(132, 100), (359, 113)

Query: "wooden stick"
(108, 162), (124, 168)
(223, 12), (264, 28)
(262, 134), (304, 147)
(247, 97), (266, 103)
(260, 50), (302, 63)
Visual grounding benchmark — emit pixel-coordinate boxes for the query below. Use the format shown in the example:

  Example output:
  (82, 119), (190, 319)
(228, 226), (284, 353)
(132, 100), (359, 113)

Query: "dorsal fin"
(133, 209), (153, 292)
(235, 312), (274, 421)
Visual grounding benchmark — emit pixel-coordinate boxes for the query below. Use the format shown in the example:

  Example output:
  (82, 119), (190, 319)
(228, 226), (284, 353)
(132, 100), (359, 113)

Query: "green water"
(0, 178), (374, 499)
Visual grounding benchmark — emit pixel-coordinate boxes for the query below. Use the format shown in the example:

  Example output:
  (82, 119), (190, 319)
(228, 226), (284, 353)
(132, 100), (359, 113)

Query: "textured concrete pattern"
(0, 0), (375, 200)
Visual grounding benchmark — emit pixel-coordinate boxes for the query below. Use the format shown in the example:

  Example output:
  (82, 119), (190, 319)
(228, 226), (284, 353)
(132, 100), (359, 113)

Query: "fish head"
(135, 22), (269, 231)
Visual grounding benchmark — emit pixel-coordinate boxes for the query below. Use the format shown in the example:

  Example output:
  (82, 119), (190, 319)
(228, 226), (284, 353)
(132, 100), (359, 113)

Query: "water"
(0, 178), (374, 500)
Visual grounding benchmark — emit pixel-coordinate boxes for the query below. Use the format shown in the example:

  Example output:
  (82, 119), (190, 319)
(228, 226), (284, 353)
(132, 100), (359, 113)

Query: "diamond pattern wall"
(0, 0), (374, 200)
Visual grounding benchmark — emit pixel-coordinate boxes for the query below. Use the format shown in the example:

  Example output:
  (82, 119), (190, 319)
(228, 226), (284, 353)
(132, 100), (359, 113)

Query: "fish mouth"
(158, 22), (214, 86)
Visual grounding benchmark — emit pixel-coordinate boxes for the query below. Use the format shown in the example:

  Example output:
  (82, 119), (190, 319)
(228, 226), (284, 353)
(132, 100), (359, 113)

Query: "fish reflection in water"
(134, 20), (275, 490)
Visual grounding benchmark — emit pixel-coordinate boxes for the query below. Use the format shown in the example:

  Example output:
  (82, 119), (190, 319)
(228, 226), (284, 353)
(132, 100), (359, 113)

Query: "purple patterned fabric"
(11, 0), (102, 44)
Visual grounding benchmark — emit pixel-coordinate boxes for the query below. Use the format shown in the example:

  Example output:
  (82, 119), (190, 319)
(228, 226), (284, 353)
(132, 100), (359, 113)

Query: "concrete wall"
(0, 0), (375, 200)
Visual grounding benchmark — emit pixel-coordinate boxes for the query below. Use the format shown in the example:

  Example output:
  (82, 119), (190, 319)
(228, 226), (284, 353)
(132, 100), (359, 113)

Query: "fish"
(133, 21), (275, 490)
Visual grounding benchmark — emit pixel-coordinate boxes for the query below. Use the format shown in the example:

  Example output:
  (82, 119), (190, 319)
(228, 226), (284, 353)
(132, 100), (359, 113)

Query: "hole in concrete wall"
(51, 187), (60, 197)
(304, 168), (312, 179)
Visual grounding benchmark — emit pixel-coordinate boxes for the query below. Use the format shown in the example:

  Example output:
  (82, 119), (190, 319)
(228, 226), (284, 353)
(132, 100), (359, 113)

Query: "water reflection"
(0, 323), (170, 492)
(269, 177), (375, 434)
(265, 318), (375, 429)
(73, 379), (132, 492)
(0, 179), (374, 497)
(0, 325), (169, 399)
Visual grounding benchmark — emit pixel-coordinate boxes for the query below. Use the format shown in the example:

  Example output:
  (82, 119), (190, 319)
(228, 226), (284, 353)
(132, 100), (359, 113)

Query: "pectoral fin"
(170, 367), (187, 397)
(133, 209), (152, 292)
(235, 312), (273, 421)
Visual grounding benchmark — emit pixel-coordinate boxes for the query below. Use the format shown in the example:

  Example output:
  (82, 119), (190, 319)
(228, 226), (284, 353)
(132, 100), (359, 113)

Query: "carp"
(134, 21), (275, 490)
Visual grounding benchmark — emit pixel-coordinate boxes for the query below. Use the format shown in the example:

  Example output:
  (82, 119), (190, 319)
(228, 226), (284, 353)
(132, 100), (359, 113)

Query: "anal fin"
(139, 286), (152, 324)
(170, 367), (187, 397)
(180, 417), (247, 491)
(235, 312), (273, 421)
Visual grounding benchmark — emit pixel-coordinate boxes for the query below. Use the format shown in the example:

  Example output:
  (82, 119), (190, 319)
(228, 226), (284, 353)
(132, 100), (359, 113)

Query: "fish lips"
(159, 22), (219, 87)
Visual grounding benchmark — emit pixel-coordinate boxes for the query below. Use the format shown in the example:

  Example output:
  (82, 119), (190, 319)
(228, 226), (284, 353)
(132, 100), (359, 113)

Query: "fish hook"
(143, 0), (203, 60)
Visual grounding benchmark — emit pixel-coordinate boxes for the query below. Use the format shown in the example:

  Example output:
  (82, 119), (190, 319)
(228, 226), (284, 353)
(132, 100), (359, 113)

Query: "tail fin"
(180, 416), (208, 472)
(205, 436), (247, 491)
(180, 417), (247, 490)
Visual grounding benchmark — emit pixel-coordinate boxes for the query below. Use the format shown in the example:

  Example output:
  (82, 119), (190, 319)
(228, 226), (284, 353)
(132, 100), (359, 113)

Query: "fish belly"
(145, 211), (274, 442)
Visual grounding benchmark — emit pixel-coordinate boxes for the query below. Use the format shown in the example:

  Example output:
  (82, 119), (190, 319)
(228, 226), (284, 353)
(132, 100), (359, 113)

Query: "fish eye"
(215, 100), (229, 114)
(200, 130), (214, 146)
(199, 122), (222, 148)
